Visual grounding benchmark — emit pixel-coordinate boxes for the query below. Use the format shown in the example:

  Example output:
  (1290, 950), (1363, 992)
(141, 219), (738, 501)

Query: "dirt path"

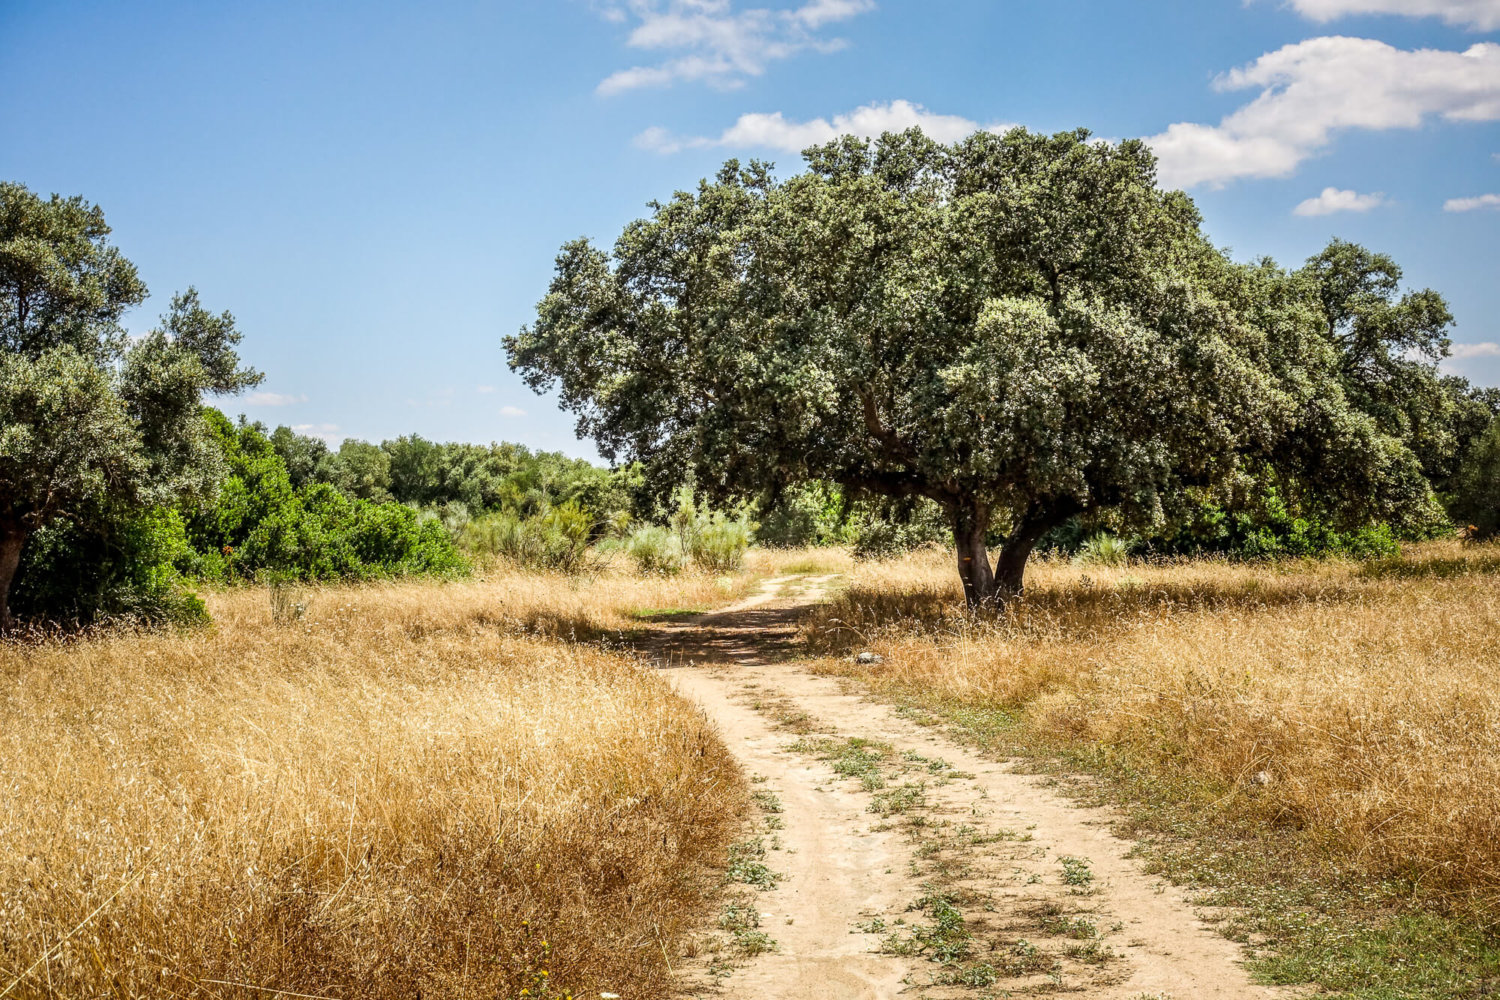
(650, 575), (1293, 1000)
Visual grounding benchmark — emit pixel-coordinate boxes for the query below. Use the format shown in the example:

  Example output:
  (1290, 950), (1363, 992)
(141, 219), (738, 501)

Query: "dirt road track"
(653, 575), (1292, 1000)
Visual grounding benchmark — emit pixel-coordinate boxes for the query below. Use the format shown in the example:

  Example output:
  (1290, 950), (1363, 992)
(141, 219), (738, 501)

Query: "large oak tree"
(508, 129), (1441, 606)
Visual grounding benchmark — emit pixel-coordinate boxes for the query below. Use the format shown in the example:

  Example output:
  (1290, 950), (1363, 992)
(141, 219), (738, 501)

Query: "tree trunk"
(952, 501), (998, 609)
(952, 503), (1062, 609)
(994, 520), (1049, 599)
(0, 523), (26, 633)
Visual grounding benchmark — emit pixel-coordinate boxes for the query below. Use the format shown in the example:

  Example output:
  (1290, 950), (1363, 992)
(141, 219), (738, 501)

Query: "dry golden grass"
(0, 567), (753, 1000)
(805, 541), (1500, 913)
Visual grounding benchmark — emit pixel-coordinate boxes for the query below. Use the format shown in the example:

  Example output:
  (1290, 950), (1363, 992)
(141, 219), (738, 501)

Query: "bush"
(1074, 533), (1130, 567)
(686, 513), (751, 572)
(755, 483), (853, 547)
(851, 499), (950, 560)
(12, 506), (209, 627)
(461, 502), (594, 573)
(626, 525), (684, 575)
(1153, 477), (1406, 561)
(185, 412), (467, 582)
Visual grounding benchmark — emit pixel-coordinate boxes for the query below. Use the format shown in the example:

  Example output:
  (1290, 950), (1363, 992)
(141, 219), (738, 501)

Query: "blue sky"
(3, 0), (1497, 459)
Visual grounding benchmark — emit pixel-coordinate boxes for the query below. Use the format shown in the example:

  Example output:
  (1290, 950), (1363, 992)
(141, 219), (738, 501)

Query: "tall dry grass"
(0, 568), (751, 1000)
(805, 541), (1500, 913)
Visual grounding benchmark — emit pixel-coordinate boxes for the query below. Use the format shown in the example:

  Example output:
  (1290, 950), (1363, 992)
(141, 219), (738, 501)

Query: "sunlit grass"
(0, 567), (755, 1000)
(804, 540), (1500, 995)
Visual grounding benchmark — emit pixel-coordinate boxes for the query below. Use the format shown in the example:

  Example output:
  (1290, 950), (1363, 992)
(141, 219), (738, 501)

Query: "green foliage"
(377, 432), (635, 524)
(1450, 417), (1500, 539)
(315, 439), (392, 501)
(625, 525), (683, 575)
(184, 411), (466, 581)
(459, 502), (594, 573)
(1157, 477), (1409, 560)
(0, 181), (260, 627)
(686, 512), (752, 572)
(851, 498), (951, 560)
(11, 506), (208, 627)
(755, 483), (853, 547)
(1074, 533), (1131, 567)
(509, 128), (1451, 605)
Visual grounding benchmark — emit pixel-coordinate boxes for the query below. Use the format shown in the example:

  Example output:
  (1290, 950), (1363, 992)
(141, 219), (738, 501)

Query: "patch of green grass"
(869, 782), (926, 816)
(881, 887), (972, 964)
(627, 605), (709, 621)
(1059, 855), (1095, 889)
(1043, 914), (1100, 940)
(787, 735), (891, 790)
(751, 789), (783, 814)
(725, 837), (783, 889)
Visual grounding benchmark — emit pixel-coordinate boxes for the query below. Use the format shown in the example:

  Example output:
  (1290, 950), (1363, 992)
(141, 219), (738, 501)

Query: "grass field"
(803, 540), (1500, 995)
(0, 567), (756, 1000)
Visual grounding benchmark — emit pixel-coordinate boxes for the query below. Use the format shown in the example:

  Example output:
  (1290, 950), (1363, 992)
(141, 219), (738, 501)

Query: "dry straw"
(806, 541), (1500, 913)
(0, 567), (752, 999)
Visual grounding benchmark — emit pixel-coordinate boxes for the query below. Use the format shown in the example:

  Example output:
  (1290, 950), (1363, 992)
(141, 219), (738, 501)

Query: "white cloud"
(1293, 186), (1388, 215)
(1444, 192), (1500, 210)
(291, 423), (342, 444)
(499, 405), (527, 417)
(476, 384), (496, 394)
(637, 99), (1004, 154)
(1451, 341), (1500, 358)
(1280, 0), (1500, 31)
(1148, 37), (1500, 188)
(245, 391), (307, 406)
(596, 0), (874, 95)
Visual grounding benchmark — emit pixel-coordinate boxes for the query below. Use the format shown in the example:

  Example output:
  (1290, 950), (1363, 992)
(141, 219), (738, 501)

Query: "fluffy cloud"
(499, 405), (528, 417)
(637, 99), (1002, 154)
(1281, 0), (1500, 31)
(1293, 186), (1388, 215)
(1450, 341), (1500, 358)
(1444, 192), (1500, 210)
(1149, 37), (1500, 188)
(596, 0), (874, 95)
(245, 391), (307, 406)
(291, 423), (341, 444)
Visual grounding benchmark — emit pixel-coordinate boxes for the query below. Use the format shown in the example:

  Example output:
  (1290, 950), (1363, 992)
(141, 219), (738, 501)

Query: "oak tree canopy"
(508, 128), (1447, 605)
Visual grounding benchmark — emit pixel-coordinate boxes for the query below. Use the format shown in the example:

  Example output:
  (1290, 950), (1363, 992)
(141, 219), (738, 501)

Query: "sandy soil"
(650, 575), (1294, 1000)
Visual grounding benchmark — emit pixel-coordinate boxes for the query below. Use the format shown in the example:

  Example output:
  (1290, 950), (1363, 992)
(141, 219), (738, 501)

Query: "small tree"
(0, 181), (259, 628)
(508, 129), (1442, 607)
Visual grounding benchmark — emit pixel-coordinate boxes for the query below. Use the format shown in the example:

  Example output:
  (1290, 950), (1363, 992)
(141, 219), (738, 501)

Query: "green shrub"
(850, 498), (950, 560)
(12, 506), (209, 627)
(1074, 533), (1130, 567)
(756, 483), (853, 547)
(461, 502), (594, 573)
(626, 525), (683, 575)
(687, 512), (752, 572)
(185, 412), (467, 582)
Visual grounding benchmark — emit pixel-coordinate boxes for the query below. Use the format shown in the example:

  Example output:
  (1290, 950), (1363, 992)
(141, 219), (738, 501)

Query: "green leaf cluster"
(182, 411), (466, 582)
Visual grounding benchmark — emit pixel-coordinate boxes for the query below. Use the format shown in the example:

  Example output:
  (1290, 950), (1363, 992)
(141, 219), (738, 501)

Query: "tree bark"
(994, 518), (1050, 598)
(952, 501), (997, 609)
(0, 523), (26, 633)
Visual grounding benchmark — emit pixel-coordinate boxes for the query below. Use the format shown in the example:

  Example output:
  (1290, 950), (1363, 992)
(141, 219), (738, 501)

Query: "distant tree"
(0, 181), (259, 628)
(1451, 416), (1500, 539)
(1296, 240), (1465, 488)
(384, 434), (444, 505)
(270, 425), (329, 489)
(509, 128), (1441, 606)
(315, 439), (392, 501)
